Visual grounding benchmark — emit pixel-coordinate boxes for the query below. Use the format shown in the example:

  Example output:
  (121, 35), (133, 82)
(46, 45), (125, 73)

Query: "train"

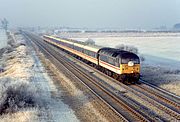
(43, 35), (140, 84)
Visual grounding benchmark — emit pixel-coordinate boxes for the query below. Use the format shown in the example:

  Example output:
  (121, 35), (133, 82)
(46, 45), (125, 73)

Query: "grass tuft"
(0, 82), (38, 115)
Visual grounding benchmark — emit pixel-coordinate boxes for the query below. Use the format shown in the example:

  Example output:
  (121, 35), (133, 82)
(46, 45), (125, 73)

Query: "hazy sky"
(0, 0), (180, 29)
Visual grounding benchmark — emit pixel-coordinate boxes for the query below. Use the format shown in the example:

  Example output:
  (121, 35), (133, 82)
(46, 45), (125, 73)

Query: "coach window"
(94, 53), (97, 58)
(67, 44), (70, 47)
(81, 47), (84, 52)
(76, 46), (79, 51)
(73, 45), (76, 50)
(65, 43), (68, 47)
(88, 51), (91, 56)
(78, 47), (82, 52)
(77, 47), (80, 51)
(61, 42), (64, 45)
(89, 51), (95, 57)
(70, 44), (73, 48)
(89, 51), (93, 57)
(57, 40), (60, 44)
(74, 46), (77, 50)
(79, 47), (83, 52)
(68, 44), (70, 47)
(93, 52), (96, 57)
(84, 49), (87, 54)
(92, 52), (95, 57)
(69, 44), (71, 48)
(87, 50), (90, 55)
(94, 52), (97, 58)
(77, 46), (82, 52)
(59, 41), (62, 45)
(86, 50), (89, 55)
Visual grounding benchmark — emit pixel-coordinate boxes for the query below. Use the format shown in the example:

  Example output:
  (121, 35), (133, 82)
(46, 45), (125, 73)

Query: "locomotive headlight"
(128, 61), (134, 66)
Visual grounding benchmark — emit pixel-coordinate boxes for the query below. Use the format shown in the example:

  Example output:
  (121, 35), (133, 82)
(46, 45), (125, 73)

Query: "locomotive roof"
(98, 47), (139, 59)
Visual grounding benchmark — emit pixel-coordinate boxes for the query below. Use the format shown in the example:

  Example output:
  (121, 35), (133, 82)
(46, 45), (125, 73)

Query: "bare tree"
(84, 38), (95, 45)
(115, 44), (138, 54)
(1, 18), (8, 32)
(115, 44), (145, 62)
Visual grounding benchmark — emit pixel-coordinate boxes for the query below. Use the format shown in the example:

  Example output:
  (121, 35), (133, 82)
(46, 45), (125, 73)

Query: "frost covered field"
(62, 32), (180, 95)
(0, 33), (79, 122)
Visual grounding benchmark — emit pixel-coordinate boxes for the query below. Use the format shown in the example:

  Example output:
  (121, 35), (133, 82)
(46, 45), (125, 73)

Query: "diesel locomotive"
(43, 35), (140, 84)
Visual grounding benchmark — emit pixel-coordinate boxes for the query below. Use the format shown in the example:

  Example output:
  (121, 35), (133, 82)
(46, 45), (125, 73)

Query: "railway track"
(139, 79), (180, 104)
(135, 81), (180, 110)
(129, 85), (180, 120)
(23, 32), (180, 121)
(23, 32), (156, 121)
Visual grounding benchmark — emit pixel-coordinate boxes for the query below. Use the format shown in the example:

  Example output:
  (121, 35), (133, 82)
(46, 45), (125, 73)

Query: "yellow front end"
(120, 64), (140, 74)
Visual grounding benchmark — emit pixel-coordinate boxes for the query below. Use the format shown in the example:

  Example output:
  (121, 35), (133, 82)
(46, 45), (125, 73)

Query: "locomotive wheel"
(113, 73), (119, 80)
(118, 75), (125, 82)
(105, 69), (108, 75)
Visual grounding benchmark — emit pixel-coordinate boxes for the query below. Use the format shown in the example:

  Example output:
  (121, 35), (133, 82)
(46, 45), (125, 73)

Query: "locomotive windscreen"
(121, 53), (140, 64)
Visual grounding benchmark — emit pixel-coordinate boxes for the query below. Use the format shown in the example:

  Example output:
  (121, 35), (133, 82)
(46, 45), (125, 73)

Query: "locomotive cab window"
(121, 58), (140, 64)
(100, 55), (108, 62)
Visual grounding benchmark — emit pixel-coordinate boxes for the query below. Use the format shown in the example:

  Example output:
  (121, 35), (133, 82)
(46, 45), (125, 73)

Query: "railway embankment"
(0, 33), (39, 121)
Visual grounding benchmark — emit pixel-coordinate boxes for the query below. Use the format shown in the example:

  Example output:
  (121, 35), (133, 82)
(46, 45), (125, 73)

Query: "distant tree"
(173, 23), (180, 30)
(115, 44), (138, 54)
(84, 38), (95, 45)
(140, 56), (145, 62)
(1, 18), (8, 31)
(115, 44), (145, 62)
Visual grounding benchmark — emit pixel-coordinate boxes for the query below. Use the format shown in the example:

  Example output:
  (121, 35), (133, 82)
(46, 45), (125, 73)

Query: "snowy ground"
(0, 33), (79, 122)
(57, 32), (180, 95)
